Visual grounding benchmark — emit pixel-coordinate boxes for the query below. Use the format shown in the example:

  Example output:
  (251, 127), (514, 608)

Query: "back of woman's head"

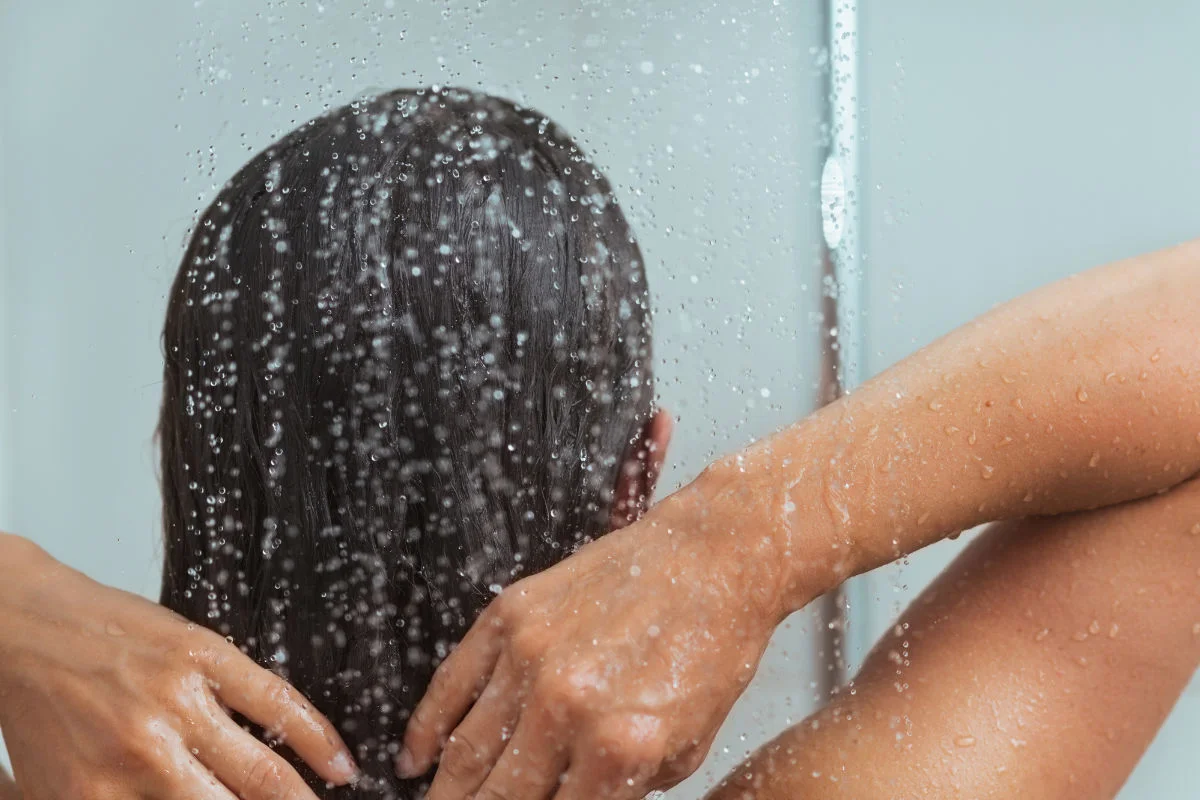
(158, 87), (653, 794)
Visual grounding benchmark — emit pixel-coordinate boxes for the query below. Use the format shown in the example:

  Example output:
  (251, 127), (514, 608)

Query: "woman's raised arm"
(402, 239), (1200, 799)
(709, 475), (1200, 799)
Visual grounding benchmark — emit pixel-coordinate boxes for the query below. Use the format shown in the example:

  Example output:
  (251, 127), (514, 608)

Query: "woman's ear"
(610, 408), (674, 530)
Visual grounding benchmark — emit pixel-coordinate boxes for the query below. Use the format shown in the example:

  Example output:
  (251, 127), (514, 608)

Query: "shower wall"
(0, 1), (828, 792)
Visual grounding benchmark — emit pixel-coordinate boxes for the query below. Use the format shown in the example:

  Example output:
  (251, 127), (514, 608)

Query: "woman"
(2, 88), (1198, 798)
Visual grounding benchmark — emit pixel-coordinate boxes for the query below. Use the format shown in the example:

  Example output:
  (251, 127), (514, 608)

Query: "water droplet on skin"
(968, 431), (978, 446)
(1190, 523), (1200, 536)
(1108, 623), (1120, 639)
(1089, 452), (1101, 468)
(1072, 631), (1089, 642)
(647, 625), (660, 638)
(1088, 620), (1101, 635)
(1077, 387), (1089, 403)
(980, 465), (995, 480)
(1035, 628), (1050, 642)
(927, 399), (943, 412)
(629, 565), (641, 577)
(955, 735), (976, 748)
(105, 622), (127, 637)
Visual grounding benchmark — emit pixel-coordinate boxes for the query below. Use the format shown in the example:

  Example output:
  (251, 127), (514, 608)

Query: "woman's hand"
(0, 533), (359, 799)
(399, 465), (819, 800)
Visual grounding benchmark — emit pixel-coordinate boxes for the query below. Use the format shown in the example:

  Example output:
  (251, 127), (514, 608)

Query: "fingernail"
(331, 751), (359, 782)
(396, 747), (418, 778)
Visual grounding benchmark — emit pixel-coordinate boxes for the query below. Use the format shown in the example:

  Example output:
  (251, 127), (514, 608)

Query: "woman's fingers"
(204, 647), (358, 785)
(551, 716), (671, 800)
(165, 752), (245, 800)
(422, 660), (522, 799)
(193, 707), (324, 800)
(400, 612), (504, 776)
(552, 769), (645, 800)
(471, 714), (569, 800)
(552, 759), (666, 800)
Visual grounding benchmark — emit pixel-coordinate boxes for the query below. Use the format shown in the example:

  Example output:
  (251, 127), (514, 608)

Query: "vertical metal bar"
(815, 0), (863, 699)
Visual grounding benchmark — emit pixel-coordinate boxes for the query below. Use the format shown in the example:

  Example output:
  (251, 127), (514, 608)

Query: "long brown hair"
(158, 87), (653, 795)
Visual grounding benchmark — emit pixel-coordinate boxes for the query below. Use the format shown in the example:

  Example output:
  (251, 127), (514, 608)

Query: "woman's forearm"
(704, 239), (1200, 611)
(709, 477), (1200, 800)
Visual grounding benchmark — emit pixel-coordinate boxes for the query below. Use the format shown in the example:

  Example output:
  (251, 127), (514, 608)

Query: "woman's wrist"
(687, 420), (851, 624)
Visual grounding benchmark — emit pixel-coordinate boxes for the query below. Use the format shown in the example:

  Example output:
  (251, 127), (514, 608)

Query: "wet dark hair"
(158, 87), (653, 795)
